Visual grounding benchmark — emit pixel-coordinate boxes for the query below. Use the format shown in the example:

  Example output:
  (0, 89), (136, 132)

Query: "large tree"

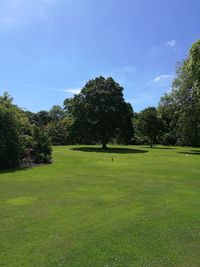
(159, 39), (200, 146)
(0, 93), (22, 169)
(64, 76), (133, 148)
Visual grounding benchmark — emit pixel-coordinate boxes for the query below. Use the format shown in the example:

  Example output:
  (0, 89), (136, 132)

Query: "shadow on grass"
(178, 150), (200, 156)
(0, 167), (29, 175)
(71, 147), (148, 154)
(0, 162), (52, 174)
(144, 146), (175, 150)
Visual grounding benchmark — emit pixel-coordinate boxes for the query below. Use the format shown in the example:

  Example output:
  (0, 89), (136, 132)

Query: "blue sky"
(0, 0), (199, 112)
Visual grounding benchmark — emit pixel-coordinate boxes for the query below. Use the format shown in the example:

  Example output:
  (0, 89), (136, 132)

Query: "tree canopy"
(0, 93), (22, 169)
(158, 39), (200, 146)
(0, 92), (52, 170)
(64, 76), (133, 148)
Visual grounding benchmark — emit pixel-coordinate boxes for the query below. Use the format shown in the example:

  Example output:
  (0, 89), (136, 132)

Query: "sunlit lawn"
(0, 145), (200, 266)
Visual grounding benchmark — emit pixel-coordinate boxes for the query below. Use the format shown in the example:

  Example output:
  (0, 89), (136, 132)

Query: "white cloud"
(152, 74), (174, 83)
(166, 40), (176, 48)
(22, 83), (82, 94)
(64, 88), (81, 94)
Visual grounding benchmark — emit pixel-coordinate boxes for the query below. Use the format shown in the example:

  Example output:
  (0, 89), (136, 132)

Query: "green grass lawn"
(0, 145), (200, 267)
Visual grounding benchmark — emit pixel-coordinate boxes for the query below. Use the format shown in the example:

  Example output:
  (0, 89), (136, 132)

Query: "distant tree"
(63, 98), (73, 115)
(33, 110), (52, 126)
(49, 105), (65, 121)
(46, 117), (73, 145)
(138, 107), (162, 148)
(0, 91), (13, 105)
(158, 93), (178, 145)
(131, 112), (147, 145)
(64, 76), (133, 148)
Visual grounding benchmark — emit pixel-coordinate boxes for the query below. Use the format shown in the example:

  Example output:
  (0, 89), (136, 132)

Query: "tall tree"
(158, 93), (178, 145)
(175, 40), (200, 146)
(159, 39), (200, 146)
(0, 93), (22, 169)
(64, 76), (133, 148)
(138, 107), (162, 148)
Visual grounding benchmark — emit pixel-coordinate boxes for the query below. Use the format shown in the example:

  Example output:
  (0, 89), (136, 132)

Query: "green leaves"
(158, 39), (200, 147)
(0, 94), (22, 169)
(64, 76), (133, 148)
(0, 92), (52, 169)
(138, 107), (162, 147)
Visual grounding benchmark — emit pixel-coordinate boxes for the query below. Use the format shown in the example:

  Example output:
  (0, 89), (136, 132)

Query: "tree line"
(0, 39), (199, 169)
(0, 93), (52, 169)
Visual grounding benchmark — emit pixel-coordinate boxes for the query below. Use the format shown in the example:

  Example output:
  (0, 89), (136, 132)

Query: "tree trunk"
(150, 140), (153, 148)
(102, 142), (107, 149)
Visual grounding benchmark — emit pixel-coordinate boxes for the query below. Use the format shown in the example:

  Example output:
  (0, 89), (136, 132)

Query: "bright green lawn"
(0, 145), (200, 267)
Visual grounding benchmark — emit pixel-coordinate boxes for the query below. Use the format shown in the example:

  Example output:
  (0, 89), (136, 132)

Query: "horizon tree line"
(0, 39), (199, 169)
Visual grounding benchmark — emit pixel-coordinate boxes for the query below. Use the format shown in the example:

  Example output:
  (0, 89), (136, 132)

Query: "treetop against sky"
(0, 0), (199, 112)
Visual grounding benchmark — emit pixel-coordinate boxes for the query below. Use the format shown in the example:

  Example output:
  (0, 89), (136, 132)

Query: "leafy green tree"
(116, 102), (134, 144)
(32, 127), (52, 164)
(159, 39), (200, 146)
(131, 112), (147, 145)
(158, 93), (178, 145)
(46, 117), (73, 145)
(32, 110), (52, 126)
(0, 91), (13, 105)
(49, 105), (65, 121)
(64, 76), (133, 148)
(0, 93), (22, 169)
(138, 107), (162, 148)
(174, 40), (200, 146)
(0, 92), (52, 169)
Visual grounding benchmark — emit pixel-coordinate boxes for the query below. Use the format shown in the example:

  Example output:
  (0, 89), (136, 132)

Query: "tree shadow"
(190, 149), (200, 153)
(71, 146), (148, 154)
(0, 162), (51, 174)
(178, 150), (200, 156)
(0, 167), (29, 175)
(144, 146), (175, 150)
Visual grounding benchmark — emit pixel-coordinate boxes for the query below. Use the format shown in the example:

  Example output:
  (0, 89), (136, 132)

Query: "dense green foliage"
(32, 127), (52, 164)
(0, 145), (199, 266)
(0, 93), (52, 169)
(138, 107), (162, 147)
(0, 93), (22, 169)
(46, 117), (73, 146)
(64, 76), (133, 148)
(158, 39), (200, 146)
